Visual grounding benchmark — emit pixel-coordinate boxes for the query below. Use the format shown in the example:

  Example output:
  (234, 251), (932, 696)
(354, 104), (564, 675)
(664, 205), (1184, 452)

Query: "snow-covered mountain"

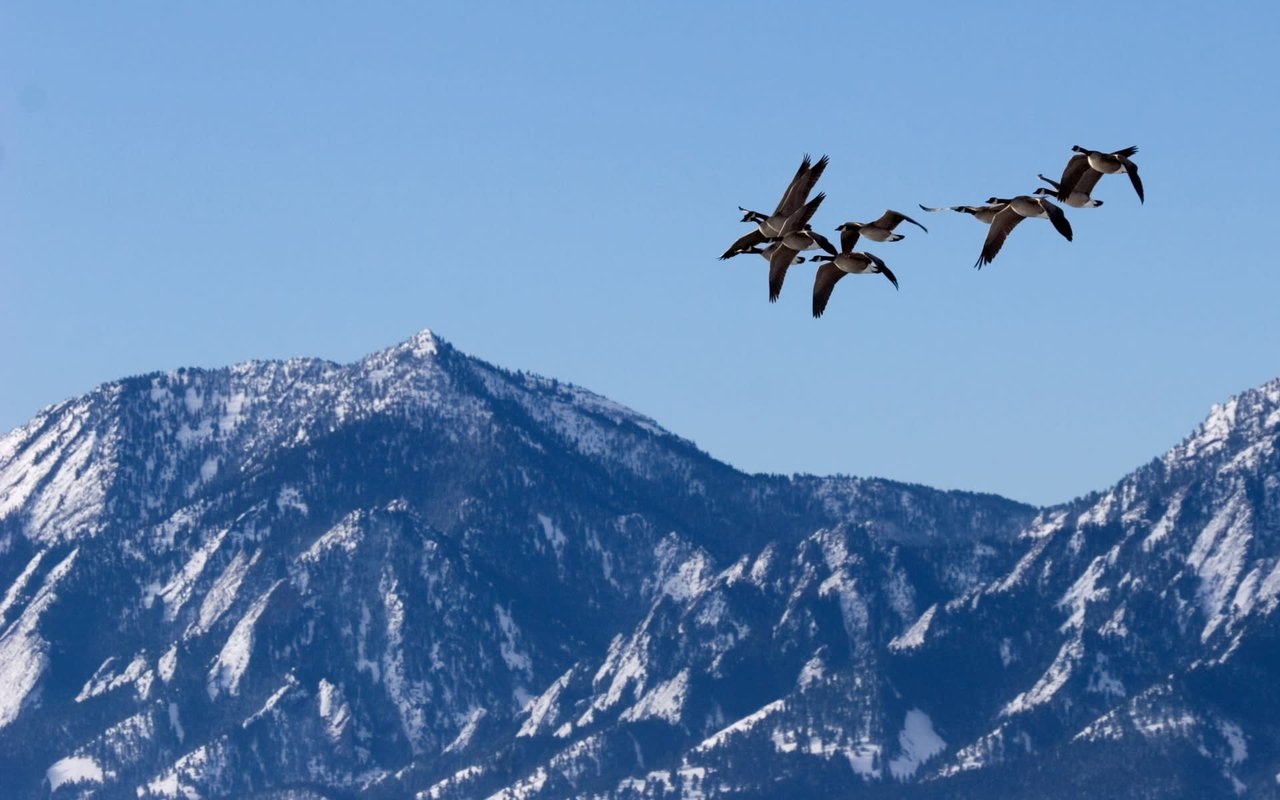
(0, 330), (1276, 798)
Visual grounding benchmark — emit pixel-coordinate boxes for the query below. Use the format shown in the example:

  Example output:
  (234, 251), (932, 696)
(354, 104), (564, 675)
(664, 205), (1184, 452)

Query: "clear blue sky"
(3, 3), (1278, 506)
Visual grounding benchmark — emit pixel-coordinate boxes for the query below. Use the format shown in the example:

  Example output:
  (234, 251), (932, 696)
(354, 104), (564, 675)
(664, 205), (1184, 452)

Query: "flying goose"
(1035, 169), (1103, 208)
(974, 196), (1072, 269)
(836, 209), (928, 250)
(918, 202), (1008, 225)
(740, 153), (830, 234)
(721, 154), (829, 260)
(767, 193), (836, 302)
(1057, 145), (1143, 204)
(809, 238), (899, 318)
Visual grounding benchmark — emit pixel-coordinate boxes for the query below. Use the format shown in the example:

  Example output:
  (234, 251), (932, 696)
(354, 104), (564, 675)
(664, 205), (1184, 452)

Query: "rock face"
(0, 331), (1276, 799)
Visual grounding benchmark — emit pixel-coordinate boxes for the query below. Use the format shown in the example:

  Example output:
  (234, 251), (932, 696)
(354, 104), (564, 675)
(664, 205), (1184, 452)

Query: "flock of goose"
(720, 147), (1143, 317)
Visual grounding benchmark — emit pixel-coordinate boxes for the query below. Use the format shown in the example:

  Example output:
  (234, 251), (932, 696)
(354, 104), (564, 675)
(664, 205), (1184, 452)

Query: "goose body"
(1059, 145), (1143, 203)
(1035, 169), (1103, 208)
(837, 209), (928, 249)
(974, 195), (1072, 269)
(809, 252), (899, 318)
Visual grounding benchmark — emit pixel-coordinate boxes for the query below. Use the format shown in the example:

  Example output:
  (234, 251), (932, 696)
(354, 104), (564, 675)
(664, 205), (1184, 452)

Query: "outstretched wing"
(975, 206), (1024, 268)
(811, 261), (848, 318)
(874, 209), (928, 233)
(1040, 198), (1073, 241)
(781, 191), (826, 236)
(1055, 153), (1092, 198)
(810, 230), (838, 256)
(1073, 165), (1103, 195)
(866, 253), (899, 290)
(768, 244), (800, 302)
(719, 229), (768, 259)
(774, 154), (830, 217)
(1119, 156), (1144, 203)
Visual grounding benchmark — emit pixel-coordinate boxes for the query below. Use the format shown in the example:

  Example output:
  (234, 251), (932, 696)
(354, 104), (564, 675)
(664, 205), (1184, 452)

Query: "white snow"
(0, 549), (45, 626)
(536, 513), (567, 560)
(1143, 491), (1185, 551)
(379, 575), (429, 752)
(890, 604), (938, 651)
(1220, 720), (1247, 764)
(76, 654), (150, 702)
(301, 515), (364, 562)
(318, 679), (352, 741)
(695, 699), (785, 751)
(158, 645), (178, 683)
(276, 485), (308, 515)
(158, 527), (230, 621)
(1086, 655), (1126, 698)
(1002, 638), (1083, 716)
(1187, 491), (1253, 640)
(207, 580), (281, 699)
(494, 604), (533, 677)
(243, 677), (296, 728)
(0, 547), (79, 729)
(189, 549), (257, 637)
(0, 406), (110, 544)
(46, 755), (105, 791)
(169, 702), (185, 743)
(1058, 556), (1108, 632)
(889, 709), (946, 780)
(199, 457), (218, 482)
(518, 667), (575, 738)
(443, 707), (486, 754)
(797, 654), (826, 688)
(620, 669), (689, 724)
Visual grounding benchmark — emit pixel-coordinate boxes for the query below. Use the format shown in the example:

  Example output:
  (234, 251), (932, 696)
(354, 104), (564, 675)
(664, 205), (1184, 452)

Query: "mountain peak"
(365, 328), (442, 363)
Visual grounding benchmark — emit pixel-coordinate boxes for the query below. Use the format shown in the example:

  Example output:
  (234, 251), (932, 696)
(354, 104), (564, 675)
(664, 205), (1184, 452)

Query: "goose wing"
(975, 205), (1024, 268)
(810, 229), (839, 256)
(1119, 155), (1144, 203)
(768, 244), (801, 302)
(719, 229), (768, 260)
(781, 191), (825, 236)
(811, 261), (848, 318)
(774, 154), (829, 217)
(1055, 153), (1093, 198)
(1073, 165), (1103, 195)
(865, 253), (899, 290)
(874, 209), (928, 233)
(1039, 198), (1073, 241)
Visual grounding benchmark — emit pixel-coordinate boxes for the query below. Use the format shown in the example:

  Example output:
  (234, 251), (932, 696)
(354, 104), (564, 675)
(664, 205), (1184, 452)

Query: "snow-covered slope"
(1, 331), (1276, 799)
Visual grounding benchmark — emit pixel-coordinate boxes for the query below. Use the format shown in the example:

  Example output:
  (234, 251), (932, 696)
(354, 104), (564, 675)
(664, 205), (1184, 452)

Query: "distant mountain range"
(2, 330), (1277, 798)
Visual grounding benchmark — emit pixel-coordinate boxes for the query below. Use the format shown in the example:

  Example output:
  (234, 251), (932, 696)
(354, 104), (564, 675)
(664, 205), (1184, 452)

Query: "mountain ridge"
(1, 331), (1276, 798)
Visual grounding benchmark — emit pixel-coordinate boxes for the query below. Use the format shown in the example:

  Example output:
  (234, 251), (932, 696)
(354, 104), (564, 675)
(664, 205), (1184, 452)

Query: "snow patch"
(696, 699), (785, 751)
(620, 669), (689, 724)
(46, 755), (105, 791)
(889, 709), (946, 780)
(890, 604), (937, 651)
(207, 580), (281, 699)
(0, 547), (79, 729)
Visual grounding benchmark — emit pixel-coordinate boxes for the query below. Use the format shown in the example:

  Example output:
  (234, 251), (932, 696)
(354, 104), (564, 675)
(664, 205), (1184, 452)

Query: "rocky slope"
(1, 331), (1276, 798)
